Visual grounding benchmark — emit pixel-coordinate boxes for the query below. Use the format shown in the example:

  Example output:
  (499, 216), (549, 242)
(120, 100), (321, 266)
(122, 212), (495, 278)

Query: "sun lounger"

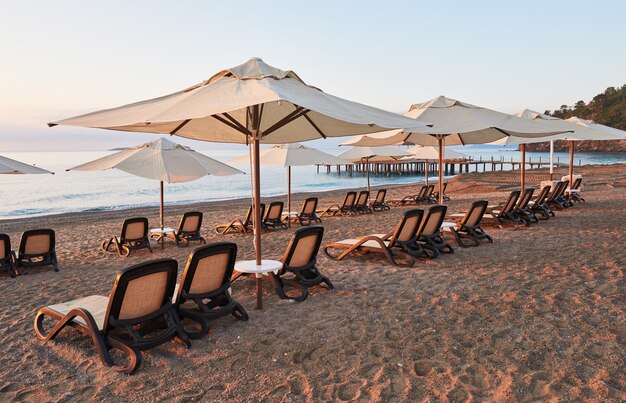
(272, 226), (334, 301)
(215, 204), (266, 234)
(485, 191), (523, 229)
(318, 191), (356, 217)
(295, 197), (322, 226)
(371, 189), (390, 211)
(529, 185), (554, 219)
(515, 188), (536, 225)
(388, 185), (427, 206)
(420, 184), (437, 204)
(0, 234), (16, 278)
(174, 242), (248, 339)
(263, 201), (287, 230)
(432, 182), (450, 202)
(416, 205), (454, 258)
(352, 191), (373, 214)
(102, 217), (152, 257)
(34, 258), (191, 374)
(173, 211), (206, 247)
(446, 200), (493, 247)
(565, 177), (585, 203)
(15, 229), (59, 274)
(324, 208), (426, 267)
(547, 181), (572, 209)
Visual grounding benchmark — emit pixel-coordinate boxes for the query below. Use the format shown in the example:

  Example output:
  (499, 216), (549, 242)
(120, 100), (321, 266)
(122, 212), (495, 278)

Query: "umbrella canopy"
(402, 146), (468, 160)
(68, 138), (243, 228)
(0, 155), (53, 174)
(50, 58), (430, 285)
(69, 137), (242, 182)
(230, 143), (346, 167)
(566, 117), (626, 138)
(49, 58), (432, 144)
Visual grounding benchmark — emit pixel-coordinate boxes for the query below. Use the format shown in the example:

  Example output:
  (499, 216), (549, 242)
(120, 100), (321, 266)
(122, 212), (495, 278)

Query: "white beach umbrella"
(0, 155), (53, 174)
(343, 96), (570, 203)
(229, 143), (346, 225)
(68, 137), (243, 229)
(499, 109), (626, 190)
(49, 57), (431, 278)
(337, 146), (411, 192)
(401, 146), (468, 186)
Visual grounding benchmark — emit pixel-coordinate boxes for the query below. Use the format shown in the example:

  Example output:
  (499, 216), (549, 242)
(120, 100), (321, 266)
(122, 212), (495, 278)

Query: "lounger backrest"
(19, 229), (55, 256)
(179, 211), (202, 234)
(355, 191), (369, 207)
(282, 226), (324, 268)
(390, 209), (424, 245)
(517, 188), (535, 210)
(534, 185), (551, 205)
(300, 198), (318, 215)
(104, 258), (177, 331)
(572, 177), (582, 190)
(0, 234), (10, 260)
(418, 205), (448, 237)
(461, 200), (489, 228)
(244, 203), (266, 225)
(499, 191), (520, 215)
(342, 192), (357, 209)
(121, 217), (148, 242)
(424, 185), (434, 198)
(559, 180), (569, 197)
(441, 183), (448, 193)
(416, 185), (427, 198)
(265, 202), (284, 221)
(375, 189), (386, 203)
(178, 242), (236, 301)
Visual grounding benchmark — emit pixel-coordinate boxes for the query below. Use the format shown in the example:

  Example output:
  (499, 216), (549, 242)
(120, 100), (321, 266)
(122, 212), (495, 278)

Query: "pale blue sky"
(1, 0), (624, 151)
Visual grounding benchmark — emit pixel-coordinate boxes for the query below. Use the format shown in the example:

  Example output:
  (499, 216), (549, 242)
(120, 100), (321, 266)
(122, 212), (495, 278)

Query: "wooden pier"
(316, 156), (579, 176)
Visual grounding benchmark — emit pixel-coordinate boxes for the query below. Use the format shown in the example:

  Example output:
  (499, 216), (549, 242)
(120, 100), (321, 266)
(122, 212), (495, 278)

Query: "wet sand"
(0, 164), (624, 401)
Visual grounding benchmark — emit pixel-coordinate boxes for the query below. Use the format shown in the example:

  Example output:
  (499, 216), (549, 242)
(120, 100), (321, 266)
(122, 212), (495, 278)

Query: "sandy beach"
(0, 164), (624, 401)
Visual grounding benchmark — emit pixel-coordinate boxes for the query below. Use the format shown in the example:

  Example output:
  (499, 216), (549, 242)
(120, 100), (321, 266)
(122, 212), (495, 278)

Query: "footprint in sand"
(413, 360), (433, 376)
(335, 382), (362, 401)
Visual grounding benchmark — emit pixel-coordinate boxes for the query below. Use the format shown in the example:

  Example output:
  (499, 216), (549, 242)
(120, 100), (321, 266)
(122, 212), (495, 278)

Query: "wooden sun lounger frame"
(371, 189), (390, 211)
(530, 185), (554, 219)
(175, 242), (248, 339)
(272, 226), (334, 302)
(34, 259), (191, 374)
(566, 177), (585, 203)
(318, 191), (357, 217)
(296, 197), (322, 226)
(416, 205), (454, 258)
(488, 191), (523, 229)
(515, 188), (536, 226)
(324, 208), (426, 267)
(215, 204), (266, 234)
(352, 191), (373, 214)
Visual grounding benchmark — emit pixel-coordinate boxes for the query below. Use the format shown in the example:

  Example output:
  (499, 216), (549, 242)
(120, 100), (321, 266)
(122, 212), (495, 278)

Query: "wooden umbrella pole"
(249, 106), (262, 266)
(366, 156), (371, 192)
(287, 165), (291, 228)
(160, 180), (164, 230)
(438, 137), (444, 204)
(569, 140), (574, 199)
(520, 143), (526, 192)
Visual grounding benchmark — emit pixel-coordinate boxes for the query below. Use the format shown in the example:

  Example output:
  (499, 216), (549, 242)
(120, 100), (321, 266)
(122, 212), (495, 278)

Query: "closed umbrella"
(337, 146), (411, 192)
(68, 138), (243, 229)
(401, 146), (468, 186)
(343, 96), (569, 203)
(50, 57), (430, 307)
(230, 143), (346, 226)
(0, 155), (53, 174)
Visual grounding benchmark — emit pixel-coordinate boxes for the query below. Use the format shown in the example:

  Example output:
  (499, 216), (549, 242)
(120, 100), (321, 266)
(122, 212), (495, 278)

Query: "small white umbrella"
(337, 146), (411, 192)
(68, 137), (243, 229)
(0, 155), (53, 174)
(401, 146), (468, 185)
(230, 143), (346, 225)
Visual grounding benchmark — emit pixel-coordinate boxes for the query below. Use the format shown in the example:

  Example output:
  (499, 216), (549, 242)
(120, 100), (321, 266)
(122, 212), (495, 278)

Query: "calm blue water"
(0, 146), (624, 219)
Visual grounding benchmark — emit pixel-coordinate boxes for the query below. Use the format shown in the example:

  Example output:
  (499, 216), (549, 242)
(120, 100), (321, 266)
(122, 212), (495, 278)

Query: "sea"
(1, 146), (624, 220)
